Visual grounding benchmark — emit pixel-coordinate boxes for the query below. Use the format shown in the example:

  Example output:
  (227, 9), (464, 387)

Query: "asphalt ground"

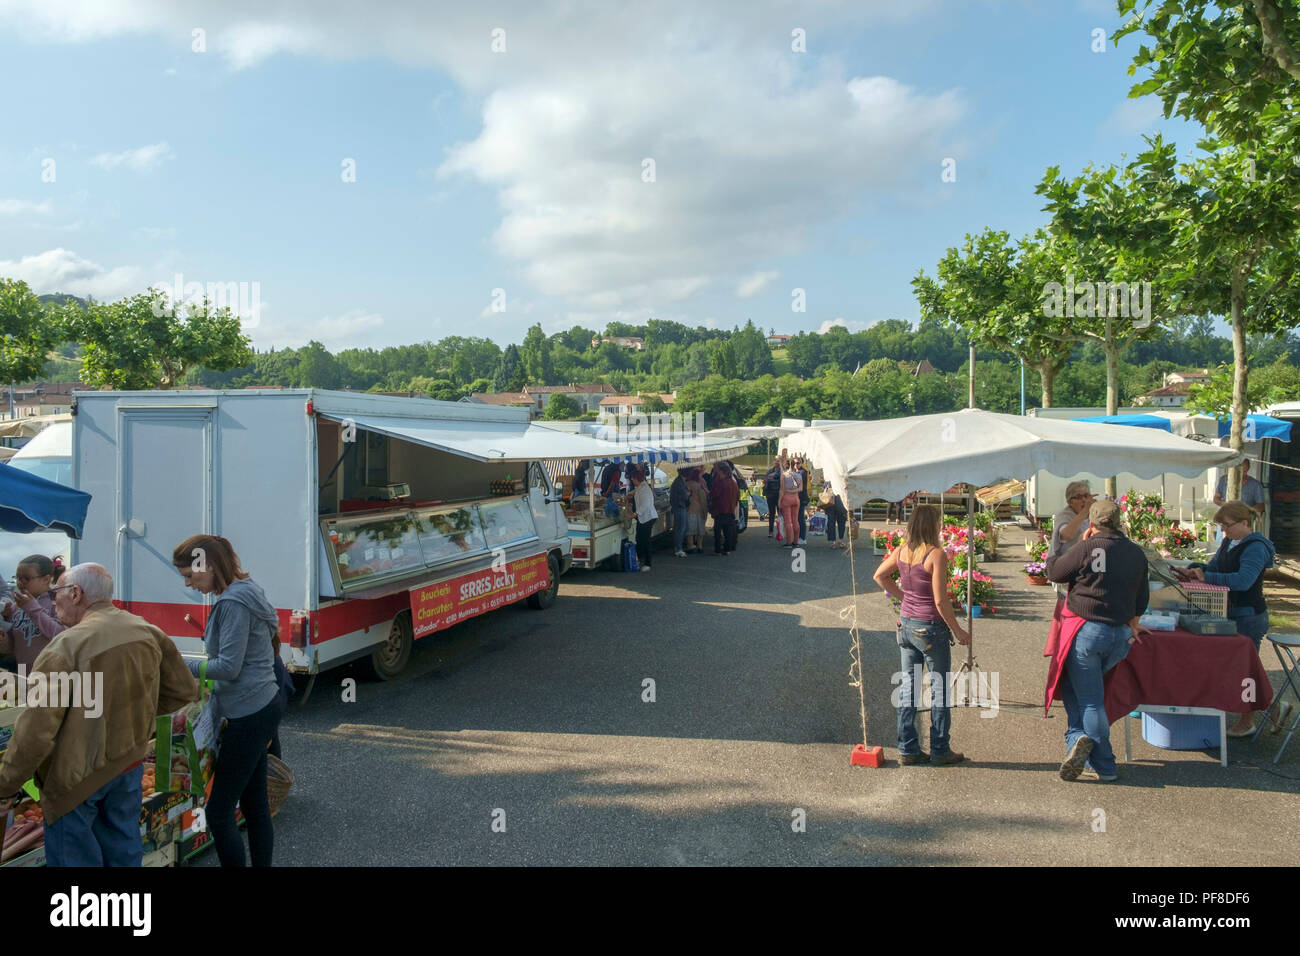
(194, 522), (1300, 866)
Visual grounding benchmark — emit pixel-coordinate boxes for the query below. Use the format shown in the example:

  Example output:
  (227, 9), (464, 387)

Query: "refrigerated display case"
(321, 496), (540, 595)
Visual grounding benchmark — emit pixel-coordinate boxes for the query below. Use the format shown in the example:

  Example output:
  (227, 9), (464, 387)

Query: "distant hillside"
(38, 293), (89, 310)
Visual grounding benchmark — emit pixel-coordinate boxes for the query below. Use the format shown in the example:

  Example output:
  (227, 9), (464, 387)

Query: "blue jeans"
(825, 499), (847, 541)
(1230, 610), (1269, 651)
(1060, 620), (1132, 776)
(797, 505), (808, 541)
(44, 763), (144, 866)
(895, 616), (954, 757)
(672, 506), (688, 553)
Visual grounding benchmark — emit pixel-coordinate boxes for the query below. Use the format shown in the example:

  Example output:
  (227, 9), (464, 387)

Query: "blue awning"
(1071, 414), (1172, 431)
(0, 463), (91, 537)
(1220, 414), (1292, 442)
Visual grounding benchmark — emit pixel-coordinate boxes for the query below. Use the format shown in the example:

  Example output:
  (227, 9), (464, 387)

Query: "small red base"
(850, 744), (884, 767)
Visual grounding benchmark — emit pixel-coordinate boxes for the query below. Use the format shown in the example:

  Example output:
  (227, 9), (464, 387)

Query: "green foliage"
(1115, 0), (1300, 148)
(66, 291), (252, 390)
(543, 392), (580, 419)
(1186, 362), (1287, 418)
(0, 279), (58, 384)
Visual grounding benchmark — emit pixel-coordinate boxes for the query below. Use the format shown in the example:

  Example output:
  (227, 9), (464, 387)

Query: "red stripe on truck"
(313, 593), (410, 641)
(115, 594), (410, 645)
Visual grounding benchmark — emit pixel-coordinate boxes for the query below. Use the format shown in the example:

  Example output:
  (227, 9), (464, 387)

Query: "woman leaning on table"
(172, 534), (287, 866)
(1175, 500), (1276, 737)
(873, 503), (971, 766)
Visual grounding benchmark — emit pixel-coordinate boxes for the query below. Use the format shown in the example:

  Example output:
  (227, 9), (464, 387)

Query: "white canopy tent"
(699, 425), (798, 442)
(781, 408), (1244, 745)
(783, 409), (1243, 511)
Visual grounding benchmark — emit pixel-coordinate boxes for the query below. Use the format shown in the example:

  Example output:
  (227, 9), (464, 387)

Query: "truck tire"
(365, 611), (413, 681)
(528, 554), (560, 609)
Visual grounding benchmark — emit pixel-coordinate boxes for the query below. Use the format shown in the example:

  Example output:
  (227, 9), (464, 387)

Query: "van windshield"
(8, 456), (73, 486)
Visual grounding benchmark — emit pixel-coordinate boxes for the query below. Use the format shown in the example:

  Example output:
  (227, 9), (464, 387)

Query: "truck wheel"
(365, 611), (413, 680)
(528, 554), (560, 609)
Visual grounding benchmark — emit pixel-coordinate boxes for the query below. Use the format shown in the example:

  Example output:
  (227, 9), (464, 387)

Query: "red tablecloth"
(1104, 628), (1273, 720)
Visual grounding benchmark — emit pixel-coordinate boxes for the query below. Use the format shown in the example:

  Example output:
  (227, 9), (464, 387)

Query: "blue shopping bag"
(622, 538), (640, 572)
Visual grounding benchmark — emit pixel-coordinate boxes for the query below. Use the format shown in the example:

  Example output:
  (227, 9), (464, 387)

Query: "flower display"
(1023, 560), (1047, 576)
(873, 528), (906, 551)
(1118, 488), (1202, 558)
(947, 569), (998, 607)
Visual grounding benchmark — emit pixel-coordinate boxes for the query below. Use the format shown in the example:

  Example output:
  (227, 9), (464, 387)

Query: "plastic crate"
(1141, 712), (1221, 750)
(1180, 581), (1229, 617)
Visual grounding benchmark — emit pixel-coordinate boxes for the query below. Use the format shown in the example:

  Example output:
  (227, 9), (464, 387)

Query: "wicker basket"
(267, 754), (294, 818)
(1181, 581), (1229, 618)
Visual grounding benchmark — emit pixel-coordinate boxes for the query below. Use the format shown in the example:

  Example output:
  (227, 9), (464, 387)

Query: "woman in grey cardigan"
(173, 534), (282, 867)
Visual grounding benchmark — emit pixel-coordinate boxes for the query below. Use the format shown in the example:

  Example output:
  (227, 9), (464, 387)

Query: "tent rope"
(841, 519), (870, 749)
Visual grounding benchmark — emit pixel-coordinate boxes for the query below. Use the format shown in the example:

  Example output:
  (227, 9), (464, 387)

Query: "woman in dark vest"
(1180, 500), (1275, 736)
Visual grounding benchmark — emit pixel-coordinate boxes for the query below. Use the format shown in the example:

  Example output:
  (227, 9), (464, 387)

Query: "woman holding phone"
(873, 504), (971, 765)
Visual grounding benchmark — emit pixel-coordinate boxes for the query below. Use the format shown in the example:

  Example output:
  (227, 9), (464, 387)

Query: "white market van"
(71, 389), (603, 685)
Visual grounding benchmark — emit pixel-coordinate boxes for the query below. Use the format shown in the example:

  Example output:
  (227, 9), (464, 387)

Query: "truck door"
(118, 407), (214, 615)
(526, 461), (565, 543)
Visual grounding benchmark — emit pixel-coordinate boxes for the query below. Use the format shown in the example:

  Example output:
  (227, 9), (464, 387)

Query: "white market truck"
(70, 389), (643, 686)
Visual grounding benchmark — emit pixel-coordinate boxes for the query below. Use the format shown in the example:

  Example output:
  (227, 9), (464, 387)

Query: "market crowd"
(0, 535), (294, 867)
(575, 451), (852, 572)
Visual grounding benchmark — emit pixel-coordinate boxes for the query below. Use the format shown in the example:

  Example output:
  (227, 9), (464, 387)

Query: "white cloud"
(817, 317), (869, 334)
(1102, 97), (1166, 136)
(0, 198), (53, 216)
(736, 270), (779, 299)
(0, 1), (960, 321)
(250, 308), (384, 351)
(0, 247), (144, 299)
(89, 142), (175, 172)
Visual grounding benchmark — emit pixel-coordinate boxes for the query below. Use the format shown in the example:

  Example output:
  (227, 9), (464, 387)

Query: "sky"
(0, 0), (1205, 352)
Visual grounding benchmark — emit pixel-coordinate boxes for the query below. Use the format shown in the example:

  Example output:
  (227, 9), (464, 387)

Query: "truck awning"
(316, 413), (754, 464)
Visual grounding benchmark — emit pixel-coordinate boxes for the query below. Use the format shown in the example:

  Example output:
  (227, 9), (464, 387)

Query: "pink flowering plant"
(1023, 560), (1048, 576)
(948, 569), (997, 607)
(874, 528), (905, 551)
(1119, 488), (1199, 558)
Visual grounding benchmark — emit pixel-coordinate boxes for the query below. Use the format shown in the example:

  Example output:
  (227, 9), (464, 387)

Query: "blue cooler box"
(1141, 712), (1221, 750)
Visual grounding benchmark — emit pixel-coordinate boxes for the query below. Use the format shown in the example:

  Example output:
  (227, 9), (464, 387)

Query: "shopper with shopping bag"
(172, 534), (283, 867)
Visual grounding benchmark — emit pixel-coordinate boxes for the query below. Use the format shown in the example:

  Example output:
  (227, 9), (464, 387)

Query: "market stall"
(563, 435), (757, 570)
(782, 408), (1245, 762)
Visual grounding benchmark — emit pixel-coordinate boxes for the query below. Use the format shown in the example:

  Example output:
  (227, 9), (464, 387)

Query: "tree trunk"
(1037, 361), (1055, 409)
(1228, 271), (1248, 501)
(1104, 321), (1119, 499)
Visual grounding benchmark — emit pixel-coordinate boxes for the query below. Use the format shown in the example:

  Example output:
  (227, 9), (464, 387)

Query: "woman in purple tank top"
(873, 504), (971, 766)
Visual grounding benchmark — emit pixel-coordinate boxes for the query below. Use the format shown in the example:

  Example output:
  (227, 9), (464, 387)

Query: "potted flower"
(948, 569), (997, 617)
(1023, 560), (1049, 585)
(872, 528), (904, 555)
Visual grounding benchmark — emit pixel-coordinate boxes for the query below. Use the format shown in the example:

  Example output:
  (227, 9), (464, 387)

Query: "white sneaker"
(640, 566), (651, 572)
(798, 538), (806, 545)
(676, 551), (687, 557)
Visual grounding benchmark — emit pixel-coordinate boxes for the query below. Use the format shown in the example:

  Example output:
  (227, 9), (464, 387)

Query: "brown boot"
(933, 751), (966, 765)
(899, 752), (930, 765)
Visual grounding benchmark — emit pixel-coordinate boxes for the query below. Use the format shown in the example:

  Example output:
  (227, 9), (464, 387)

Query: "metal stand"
(954, 492), (984, 708)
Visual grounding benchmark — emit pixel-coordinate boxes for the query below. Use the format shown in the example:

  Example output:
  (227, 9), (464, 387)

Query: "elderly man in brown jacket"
(0, 563), (197, 866)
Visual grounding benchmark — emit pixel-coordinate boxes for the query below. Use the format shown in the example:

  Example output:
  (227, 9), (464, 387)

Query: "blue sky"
(0, 0), (1202, 351)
